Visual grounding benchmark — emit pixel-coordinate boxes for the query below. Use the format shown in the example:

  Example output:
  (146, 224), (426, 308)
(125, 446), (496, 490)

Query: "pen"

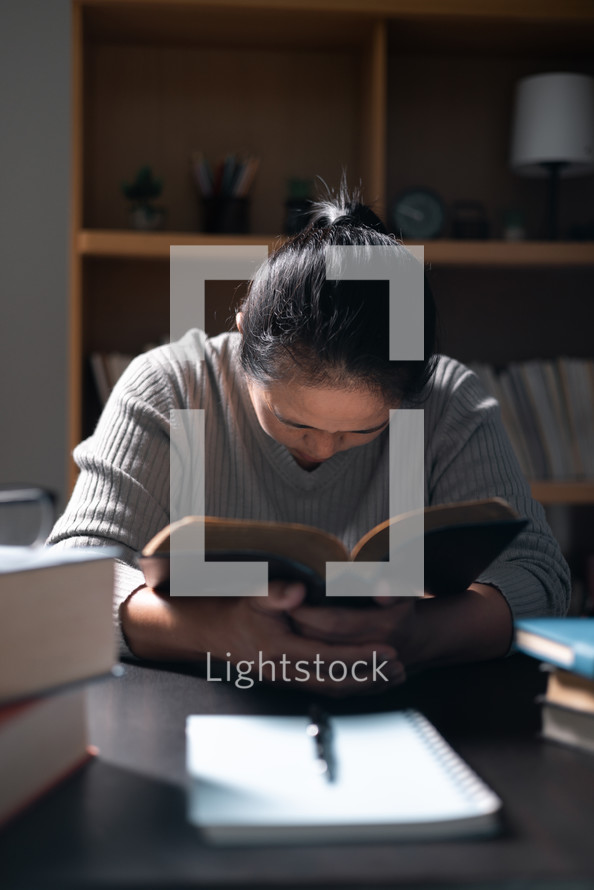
(306, 704), (336, 783)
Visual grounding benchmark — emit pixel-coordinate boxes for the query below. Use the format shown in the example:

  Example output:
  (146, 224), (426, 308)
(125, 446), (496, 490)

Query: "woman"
(49, 194), (570, 696)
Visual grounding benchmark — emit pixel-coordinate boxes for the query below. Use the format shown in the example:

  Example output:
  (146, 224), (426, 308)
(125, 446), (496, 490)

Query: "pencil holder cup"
(202, 197), (250, 234)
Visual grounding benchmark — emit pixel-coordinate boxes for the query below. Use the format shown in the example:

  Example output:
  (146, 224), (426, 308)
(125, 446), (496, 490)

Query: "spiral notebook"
(186, 710), (501, 844)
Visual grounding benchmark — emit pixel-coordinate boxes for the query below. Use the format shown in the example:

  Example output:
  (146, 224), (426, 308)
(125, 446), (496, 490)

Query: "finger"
(266, 633), (399, 668)
(374, 579), (392, 600)
(372, 579), (417, 605)
(291, 620), (392, 647)
(289, 609), (345, 638)
(290, 604), (376, 632)
(254, 581), (307, 613)
(372, 580), (413, 605)
(372, 595), (416, 605)
(289, 605), (396, 644)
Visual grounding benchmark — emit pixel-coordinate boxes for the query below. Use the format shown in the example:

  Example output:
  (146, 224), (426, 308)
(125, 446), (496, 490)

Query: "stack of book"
(0, 546), (118, 826)
(469, 358), (594, 480)
(515, 618), (594, 755)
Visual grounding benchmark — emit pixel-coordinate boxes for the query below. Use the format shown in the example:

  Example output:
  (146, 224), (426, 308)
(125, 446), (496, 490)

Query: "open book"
(186, 710), (502, 844)
(138, 497), (526, 605)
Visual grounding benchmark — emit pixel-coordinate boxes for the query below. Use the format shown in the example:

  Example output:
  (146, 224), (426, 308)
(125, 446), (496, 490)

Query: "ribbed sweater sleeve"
(48, 338), (199, 657)
(423, 360), (570, 618)
(48, 330), (571, 658)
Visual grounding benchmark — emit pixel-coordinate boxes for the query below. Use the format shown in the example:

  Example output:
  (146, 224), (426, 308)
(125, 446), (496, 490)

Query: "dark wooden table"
(2, 653), (594, 889)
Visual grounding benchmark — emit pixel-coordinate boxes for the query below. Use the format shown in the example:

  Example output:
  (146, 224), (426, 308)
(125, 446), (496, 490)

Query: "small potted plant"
(122, 166), (165, 230)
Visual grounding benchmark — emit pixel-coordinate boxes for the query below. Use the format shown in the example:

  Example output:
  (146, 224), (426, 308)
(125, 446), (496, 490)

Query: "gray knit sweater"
(49, 329), (570, 655)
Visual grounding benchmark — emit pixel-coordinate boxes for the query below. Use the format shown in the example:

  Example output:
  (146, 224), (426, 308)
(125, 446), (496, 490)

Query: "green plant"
(121, 166), (163, 204)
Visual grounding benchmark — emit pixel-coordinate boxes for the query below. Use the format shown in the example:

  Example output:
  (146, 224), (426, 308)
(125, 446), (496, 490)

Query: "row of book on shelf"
(468, 358), (594, 480)
(91, 351), (594, 483)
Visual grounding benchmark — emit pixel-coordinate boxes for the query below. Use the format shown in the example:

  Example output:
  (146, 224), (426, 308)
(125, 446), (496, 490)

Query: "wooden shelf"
(78, 231), (594, 266)
(84, 1), (375, 50)
(77, 229), (283, 258)
(417, 241), (594, 267)
(530, 481), (594, 505)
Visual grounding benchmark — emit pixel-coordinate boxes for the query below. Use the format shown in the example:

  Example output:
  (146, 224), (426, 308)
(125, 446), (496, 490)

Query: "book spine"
(573, 646), (594, 680)
(541, 701), (594, 755)
(521, 361), (571, 480)
(542, 361), (580, 478)
(504, 365), (550, 478)
(89, 353), (111, 406)
(494, 367), (534, 477)
(0, 748), (94, 830)
(559, 358), (594, 479)
(515, 634), (594, 680)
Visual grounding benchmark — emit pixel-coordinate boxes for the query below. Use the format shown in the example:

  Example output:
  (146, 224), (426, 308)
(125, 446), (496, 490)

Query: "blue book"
(515, 618), (594, 679)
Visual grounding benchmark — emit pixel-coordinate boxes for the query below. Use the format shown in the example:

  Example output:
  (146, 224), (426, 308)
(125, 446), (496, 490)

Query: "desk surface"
(3, 654), (594, 889)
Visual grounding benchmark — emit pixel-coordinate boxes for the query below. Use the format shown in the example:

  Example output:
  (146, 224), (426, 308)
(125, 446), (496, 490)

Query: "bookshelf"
(78, 230), (594, 265)
(530, 482), (594, 506)
(70, 0), (594, 514)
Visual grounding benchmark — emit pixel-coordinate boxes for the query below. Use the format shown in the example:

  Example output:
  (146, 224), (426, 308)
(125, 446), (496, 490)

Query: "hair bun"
(309, 192), (388, 234)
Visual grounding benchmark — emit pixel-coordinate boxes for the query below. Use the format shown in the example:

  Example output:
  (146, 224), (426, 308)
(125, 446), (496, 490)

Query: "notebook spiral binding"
(407, 710), (501, 809)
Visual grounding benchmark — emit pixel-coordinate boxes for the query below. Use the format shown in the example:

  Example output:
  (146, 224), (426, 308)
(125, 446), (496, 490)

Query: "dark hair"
(239, 191), (438, 405)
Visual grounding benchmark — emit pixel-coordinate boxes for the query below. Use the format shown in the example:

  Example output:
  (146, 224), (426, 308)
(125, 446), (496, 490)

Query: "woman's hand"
(216, 581), (405, 696)
(286, 594), (418, 668)
(287, 582), (514, 672)
(121, 582), (406, 697)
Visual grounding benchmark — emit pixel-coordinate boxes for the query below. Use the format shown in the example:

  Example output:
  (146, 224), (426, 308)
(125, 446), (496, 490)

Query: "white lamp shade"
(510, 72), (594, 178)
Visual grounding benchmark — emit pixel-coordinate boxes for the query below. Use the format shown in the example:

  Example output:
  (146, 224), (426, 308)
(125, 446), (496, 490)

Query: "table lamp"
(510, 72), (594, 240)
